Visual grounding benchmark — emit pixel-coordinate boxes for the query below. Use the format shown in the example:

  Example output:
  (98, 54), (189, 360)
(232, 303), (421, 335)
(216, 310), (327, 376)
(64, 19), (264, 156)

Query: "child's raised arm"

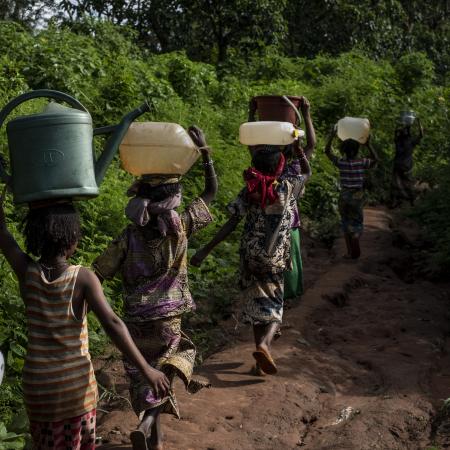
(294, 146), (312, 179)
(0, 195), (28, 282)
(188, 125), (218, 206)
(190, 215), (241, 267)
(300, 97), (316, 160)
(80, 268), (170, 398)
(365, 135), (380, 165)
(324, 125), (337, 162)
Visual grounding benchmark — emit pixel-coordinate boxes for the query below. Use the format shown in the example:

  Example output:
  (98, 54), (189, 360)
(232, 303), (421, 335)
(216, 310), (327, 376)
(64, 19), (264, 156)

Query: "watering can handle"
(0, 89), (89, 184)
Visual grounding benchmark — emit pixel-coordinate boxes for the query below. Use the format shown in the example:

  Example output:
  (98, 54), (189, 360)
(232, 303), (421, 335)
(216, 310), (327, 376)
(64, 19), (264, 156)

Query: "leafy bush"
(0, 21), (447, 433)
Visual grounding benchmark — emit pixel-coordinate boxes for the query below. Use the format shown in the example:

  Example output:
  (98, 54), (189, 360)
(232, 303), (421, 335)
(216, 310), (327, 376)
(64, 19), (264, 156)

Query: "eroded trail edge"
(98, 207), (450, 450)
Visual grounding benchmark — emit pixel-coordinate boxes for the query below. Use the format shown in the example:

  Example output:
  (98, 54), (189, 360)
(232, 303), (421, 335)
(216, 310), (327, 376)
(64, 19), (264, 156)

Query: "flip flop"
(130, 430), (148, 450)
(252, 348), (277, 375)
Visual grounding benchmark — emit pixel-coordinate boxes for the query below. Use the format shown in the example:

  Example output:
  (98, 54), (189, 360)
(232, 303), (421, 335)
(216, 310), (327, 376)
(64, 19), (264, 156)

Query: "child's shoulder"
(75, 266), (102, 290)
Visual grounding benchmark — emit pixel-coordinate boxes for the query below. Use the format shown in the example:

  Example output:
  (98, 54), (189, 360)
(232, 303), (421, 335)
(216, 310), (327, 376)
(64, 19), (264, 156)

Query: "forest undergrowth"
(0, 20), (448, 447)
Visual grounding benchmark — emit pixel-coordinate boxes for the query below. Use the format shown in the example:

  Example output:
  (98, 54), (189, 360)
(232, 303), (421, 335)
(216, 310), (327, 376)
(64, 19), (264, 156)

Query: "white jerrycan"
(119, 122), (200, 176)
(336, 117), (370, 144)
(239, 121), (304, 146)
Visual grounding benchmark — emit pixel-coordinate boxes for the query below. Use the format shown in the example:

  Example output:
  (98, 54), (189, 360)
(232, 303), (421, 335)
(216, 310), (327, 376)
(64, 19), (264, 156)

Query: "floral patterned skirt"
(239, 269), (284, 325)
(123, 315), (208, 419)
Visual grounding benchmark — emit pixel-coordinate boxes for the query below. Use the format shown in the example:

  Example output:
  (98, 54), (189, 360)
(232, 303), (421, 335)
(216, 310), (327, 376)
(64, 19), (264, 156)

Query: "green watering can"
(0, 89), (150, 203)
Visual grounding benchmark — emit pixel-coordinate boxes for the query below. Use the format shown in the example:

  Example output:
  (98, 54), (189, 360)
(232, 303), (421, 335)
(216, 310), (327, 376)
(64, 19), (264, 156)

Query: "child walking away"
(92, 126), (217, 450)
(0, 199), (169, 450)
(280, 96), (316, 301)
(191, 145), (311, 375)
(325, 126), (379, 259)
(391, 117), (424, 207)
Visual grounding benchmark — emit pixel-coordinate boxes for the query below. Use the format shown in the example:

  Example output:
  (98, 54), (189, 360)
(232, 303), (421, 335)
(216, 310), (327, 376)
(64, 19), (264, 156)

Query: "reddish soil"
(96, 207), (450, 450)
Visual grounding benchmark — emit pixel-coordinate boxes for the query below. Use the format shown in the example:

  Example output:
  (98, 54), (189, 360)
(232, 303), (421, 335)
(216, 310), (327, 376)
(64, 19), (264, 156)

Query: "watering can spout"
(94, 101), (151, 185)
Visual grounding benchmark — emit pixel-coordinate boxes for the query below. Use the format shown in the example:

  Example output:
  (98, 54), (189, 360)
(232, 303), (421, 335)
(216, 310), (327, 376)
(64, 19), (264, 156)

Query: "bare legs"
(344, 232), (361, 259)
(148, 414), (163, 450)
(253, 322), (279, 353)
(252, 322), (279, 375)
(131, 406), (163, 450)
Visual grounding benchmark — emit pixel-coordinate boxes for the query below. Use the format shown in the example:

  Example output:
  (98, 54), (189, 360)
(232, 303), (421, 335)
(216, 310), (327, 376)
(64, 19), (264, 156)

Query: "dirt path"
(97, 207), (450, 450)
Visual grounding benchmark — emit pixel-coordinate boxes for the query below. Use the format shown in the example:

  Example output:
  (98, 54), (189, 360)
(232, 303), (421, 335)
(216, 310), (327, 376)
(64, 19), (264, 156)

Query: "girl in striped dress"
(0, 199), (169, 450)
(325, 126), (379, 259)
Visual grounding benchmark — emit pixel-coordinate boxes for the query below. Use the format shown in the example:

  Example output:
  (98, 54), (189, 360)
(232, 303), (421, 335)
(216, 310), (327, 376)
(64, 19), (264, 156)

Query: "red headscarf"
(243, 152), (285, 209)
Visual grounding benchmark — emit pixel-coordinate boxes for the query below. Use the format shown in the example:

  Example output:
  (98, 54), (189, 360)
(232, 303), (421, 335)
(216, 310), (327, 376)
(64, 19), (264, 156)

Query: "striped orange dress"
(22, 263), (98, 433)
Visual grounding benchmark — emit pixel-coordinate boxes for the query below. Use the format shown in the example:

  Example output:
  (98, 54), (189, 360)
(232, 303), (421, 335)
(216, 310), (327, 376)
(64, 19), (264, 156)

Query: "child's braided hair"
(22, 203), (81, 258)
(252, 145), (282, 175)
(341, 139), (360, 159)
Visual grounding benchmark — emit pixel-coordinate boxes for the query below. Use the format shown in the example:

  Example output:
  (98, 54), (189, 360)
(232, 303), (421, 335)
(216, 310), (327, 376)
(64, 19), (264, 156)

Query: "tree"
(0, 0), (55, 26)
(179, 0), (288, 63)
(57, 0), (288, 62)
(283, 0), (449, 74)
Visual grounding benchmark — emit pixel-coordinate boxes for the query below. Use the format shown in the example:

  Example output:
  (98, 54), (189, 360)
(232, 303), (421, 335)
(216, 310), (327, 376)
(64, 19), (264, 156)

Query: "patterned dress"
(228, 169), (306, 325)
(93, 198), (212, 419)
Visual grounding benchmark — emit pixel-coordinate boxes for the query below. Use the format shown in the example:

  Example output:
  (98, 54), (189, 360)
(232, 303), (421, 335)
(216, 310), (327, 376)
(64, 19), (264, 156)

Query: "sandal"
(252, 347), (277, 375)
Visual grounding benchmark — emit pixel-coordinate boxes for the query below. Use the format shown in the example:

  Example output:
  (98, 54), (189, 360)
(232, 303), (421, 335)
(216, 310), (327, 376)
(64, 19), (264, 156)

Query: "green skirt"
(283, 228), (304, 300)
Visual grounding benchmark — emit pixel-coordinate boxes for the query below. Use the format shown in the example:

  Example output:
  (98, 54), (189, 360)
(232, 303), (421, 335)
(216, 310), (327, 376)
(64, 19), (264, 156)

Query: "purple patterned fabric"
(93, 198), (213, 322)
(125, 193), (182, 236)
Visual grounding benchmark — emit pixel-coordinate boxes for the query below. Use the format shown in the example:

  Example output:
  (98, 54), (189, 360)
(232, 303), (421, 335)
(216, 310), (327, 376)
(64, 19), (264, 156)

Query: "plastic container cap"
(239, 121), (304, 146)
(336, 117), (370, 144)
(120, 122), (200, 176)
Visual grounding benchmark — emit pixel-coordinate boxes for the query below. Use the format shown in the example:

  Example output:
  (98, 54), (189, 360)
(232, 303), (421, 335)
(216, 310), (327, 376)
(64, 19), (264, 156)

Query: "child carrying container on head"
(325, 126), (379, 259)
(391, 116), (424, 207)
(191, 142), (311, 375)
(0, 198), (169, 450)
(92, 126), (217, 450)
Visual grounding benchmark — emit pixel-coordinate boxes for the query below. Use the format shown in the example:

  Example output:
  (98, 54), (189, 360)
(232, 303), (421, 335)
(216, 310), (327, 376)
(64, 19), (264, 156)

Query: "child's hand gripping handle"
(143, 367), (170, 399)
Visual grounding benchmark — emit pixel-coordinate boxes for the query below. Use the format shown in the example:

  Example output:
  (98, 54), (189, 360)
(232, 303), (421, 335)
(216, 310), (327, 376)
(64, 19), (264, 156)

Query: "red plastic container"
(248, 95), (303, 125)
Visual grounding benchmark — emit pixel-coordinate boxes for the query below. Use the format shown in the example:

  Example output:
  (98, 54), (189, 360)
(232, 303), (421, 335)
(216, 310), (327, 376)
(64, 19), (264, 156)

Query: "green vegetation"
(0, 6), (448, 442)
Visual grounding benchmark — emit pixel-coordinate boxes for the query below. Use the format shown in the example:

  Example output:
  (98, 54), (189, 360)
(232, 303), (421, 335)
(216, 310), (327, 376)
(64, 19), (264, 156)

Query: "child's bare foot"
(252, 345), (277, 375)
